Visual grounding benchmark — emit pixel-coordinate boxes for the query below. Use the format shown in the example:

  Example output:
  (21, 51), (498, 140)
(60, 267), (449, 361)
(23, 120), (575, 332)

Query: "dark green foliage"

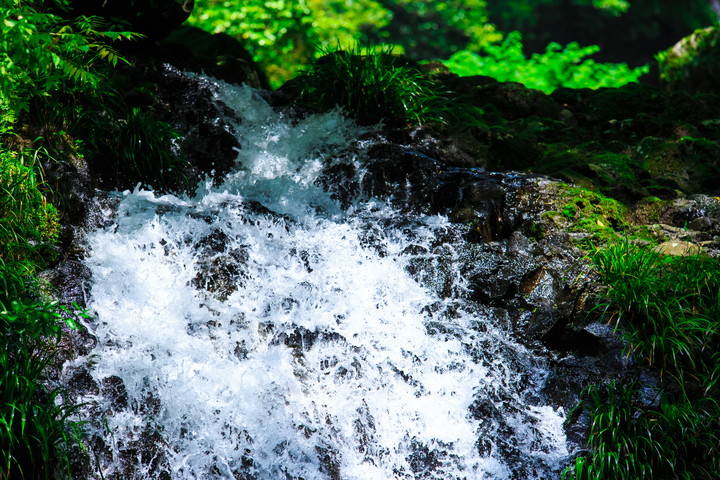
(108, 106), (185, 188)
(487, 0), (717, 68)
(564, 381), (720, 480)
(82, 102), (187, 190)
(2, 0), (186, 190)
(0, 146), (60, 304)
(591, 240), (720, 383)
(297, 46), (481, 126)
(0, 0), (142, 116)
(565, 240), (720, 479)
(0, 300), (85, 480)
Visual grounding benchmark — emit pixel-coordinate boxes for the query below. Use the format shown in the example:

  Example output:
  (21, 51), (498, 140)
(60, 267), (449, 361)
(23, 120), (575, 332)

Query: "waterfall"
(67, 79), (569, 479)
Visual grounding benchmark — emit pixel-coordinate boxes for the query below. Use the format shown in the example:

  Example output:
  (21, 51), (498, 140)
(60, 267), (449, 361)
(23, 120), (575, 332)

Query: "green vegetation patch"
(442, 31), (648, 94)
(0, 0), (141, 116)
(564, 240), (720, 479)
(296, 46), (481, 126)
(0, 142), (86, 479)
(592, 240), (720, 380)
(543, 185), (629, 247)
(564, 380), (720, 480)
(0, 300), (85, 480)
(0, 146), (60, 302)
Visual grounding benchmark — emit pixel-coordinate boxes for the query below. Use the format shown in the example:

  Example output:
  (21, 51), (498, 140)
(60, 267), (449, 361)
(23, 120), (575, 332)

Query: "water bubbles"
(70, 80), (568, 480)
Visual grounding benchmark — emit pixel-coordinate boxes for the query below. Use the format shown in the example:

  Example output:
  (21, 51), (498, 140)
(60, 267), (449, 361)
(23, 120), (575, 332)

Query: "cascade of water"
(68, 79), (568, 479)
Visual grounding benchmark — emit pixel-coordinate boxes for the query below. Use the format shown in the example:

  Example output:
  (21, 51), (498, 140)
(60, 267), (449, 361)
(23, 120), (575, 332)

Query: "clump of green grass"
(0, 142), (87, 479)
(296, 44), (481, 126)
(0, 300), (85, 480)
(89, 104), (186, 190)
(0, 146), (60, 303)
(564, 240), (720, 479)
(564, 381), (720, 480)
(591, 239), (720, 384)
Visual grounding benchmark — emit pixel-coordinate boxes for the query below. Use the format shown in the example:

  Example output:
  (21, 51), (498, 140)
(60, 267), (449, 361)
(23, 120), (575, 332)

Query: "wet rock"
(38, 259), (91, 307)
(317, 162), (359, 208)
(101, 375), (130, 411)
(65, 366), (100, 397)
(271, 326), (347, 355)
(118, 62), (242, 186)
(444, 173), (521, 242)
(191, 230), (250, 300)
(406, 439), (443, 478)
(104, 427), (172, 480)
(316, 445), (342, 480)
(360, 142), (442, 206)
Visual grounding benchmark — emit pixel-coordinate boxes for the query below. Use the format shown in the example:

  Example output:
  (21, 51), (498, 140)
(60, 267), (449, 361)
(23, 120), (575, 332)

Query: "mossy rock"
(634, 136), (720, 196)
(658, 26), (720, 94)
(532, 143), (648, 202)
(538, 184), (631, 248)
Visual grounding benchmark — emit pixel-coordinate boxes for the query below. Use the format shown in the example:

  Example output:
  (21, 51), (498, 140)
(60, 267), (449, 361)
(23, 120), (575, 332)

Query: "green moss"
(657, 26), (720, 93)
(541, 185), (630, 248)
(526, 221), (546, 241)
(633, 136), (720, 196)
(533, 145), (647, 202)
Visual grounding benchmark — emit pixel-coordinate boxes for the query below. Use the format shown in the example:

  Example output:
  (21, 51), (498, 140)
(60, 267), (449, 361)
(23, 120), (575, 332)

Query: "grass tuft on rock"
(296, 44), (481, 126)
(564, 240), (720, 480)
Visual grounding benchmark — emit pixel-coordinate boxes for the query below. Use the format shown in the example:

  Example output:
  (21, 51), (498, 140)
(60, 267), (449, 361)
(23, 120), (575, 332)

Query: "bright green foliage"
(591, 240), (720, 383)
(0, 0), (142, 116)
(590, 0), (630, 15)
(0, 146), (60, 303)
(297, 46), (481, 126)
(0, 300), (85, 480)
(564, 381), (720, 480)
(189, 0), (318, 86)
(443, 31), (649, 93)
(566, 240), (720, 479)
(308, 0), (392, 50)
(189, 0), (502, 87)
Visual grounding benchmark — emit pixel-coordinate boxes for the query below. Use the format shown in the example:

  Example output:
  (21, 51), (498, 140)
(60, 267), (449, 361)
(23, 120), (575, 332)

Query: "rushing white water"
(71, 80), (568, 479)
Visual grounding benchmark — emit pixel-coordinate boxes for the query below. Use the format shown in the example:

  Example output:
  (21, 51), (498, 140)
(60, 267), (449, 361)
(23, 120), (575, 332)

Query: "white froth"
(74, 80), (567, 480)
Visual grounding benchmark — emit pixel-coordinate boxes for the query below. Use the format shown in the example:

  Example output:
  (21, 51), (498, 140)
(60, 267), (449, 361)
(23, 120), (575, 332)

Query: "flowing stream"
(68, 79), (569, 479)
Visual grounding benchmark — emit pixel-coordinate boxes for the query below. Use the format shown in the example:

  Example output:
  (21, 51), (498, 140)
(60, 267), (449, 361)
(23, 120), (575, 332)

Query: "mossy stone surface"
(658, 26), (720, 94)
